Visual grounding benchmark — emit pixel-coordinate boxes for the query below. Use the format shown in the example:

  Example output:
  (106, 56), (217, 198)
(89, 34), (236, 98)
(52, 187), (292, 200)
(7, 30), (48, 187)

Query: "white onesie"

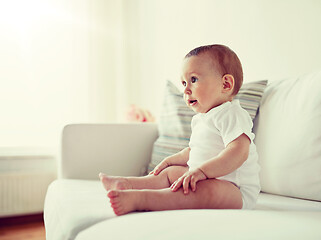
(187, 100), (261, 209)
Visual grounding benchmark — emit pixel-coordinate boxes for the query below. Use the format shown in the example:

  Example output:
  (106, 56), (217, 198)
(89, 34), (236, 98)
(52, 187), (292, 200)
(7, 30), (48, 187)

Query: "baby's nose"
(184, 87), (191, 95)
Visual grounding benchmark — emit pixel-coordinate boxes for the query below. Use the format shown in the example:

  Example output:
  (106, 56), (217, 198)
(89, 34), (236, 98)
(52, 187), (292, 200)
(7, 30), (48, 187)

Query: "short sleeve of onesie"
(213, 101), (254, 147)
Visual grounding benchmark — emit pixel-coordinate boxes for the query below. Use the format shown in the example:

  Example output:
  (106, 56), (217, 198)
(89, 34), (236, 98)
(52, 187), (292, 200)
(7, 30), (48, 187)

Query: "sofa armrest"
(59, 123), (158, 180)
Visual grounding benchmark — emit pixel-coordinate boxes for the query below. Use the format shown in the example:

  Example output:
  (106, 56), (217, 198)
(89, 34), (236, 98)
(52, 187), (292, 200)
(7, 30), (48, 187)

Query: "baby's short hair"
(185, 44), (243, 95)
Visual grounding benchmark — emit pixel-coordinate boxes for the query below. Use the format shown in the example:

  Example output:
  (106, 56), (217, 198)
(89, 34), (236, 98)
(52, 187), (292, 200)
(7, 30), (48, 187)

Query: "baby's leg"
(107, 179), (242, 216)
(99, 166), (188, 191)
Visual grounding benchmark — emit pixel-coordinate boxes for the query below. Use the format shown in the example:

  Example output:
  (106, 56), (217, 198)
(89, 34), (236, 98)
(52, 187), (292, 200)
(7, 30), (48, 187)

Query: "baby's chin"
(186, 105), (208, 114)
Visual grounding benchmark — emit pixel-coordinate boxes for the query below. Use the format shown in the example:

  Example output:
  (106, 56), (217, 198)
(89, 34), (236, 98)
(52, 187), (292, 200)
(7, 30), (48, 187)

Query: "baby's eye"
(191, 76), (198, 83)
(181, 81), (186, 87)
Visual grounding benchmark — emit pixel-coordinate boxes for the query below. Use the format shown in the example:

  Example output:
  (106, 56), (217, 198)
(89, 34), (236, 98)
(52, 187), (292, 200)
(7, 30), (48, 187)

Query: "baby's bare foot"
(99, 173), (132, 191)
(107, 190), (142, 216)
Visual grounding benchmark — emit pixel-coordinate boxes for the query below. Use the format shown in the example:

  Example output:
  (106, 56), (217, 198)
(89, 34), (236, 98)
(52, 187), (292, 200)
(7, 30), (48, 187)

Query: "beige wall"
(1, 0), (320, 148)
(124, 0), (321, 118)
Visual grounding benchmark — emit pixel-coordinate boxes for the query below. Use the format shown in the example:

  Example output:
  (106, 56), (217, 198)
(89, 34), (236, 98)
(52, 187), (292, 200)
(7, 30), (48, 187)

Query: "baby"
(100, 44), (261, 216)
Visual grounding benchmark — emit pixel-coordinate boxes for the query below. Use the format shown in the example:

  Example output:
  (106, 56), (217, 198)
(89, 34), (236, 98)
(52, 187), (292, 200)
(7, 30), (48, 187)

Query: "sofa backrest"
(60, 123), (158, 180)
(253, 70), (321, 202)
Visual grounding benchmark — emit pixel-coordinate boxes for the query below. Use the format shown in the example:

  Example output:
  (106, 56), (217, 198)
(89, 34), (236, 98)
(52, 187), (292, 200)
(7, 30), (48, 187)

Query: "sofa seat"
(75, 210), (321, 240)
(45, 179), (321, 240)
(44, 179), (114, 240)
(256, 193), (321, 211)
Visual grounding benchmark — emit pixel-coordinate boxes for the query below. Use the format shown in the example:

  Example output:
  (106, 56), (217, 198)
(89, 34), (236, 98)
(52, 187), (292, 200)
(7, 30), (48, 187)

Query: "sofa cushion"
(148, 80), (267, 172)
(44, 180), (321, 240)
(254, 70), (321, 201)
(44, 179), (114, 240)
(75, 209), (321, 240)
(256, 193), (321, 211)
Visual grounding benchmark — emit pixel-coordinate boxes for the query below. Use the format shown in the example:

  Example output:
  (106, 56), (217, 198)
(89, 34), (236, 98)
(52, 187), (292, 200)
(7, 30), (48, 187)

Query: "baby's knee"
(202, 179), (243, 209)
(165, 166), (188, 185)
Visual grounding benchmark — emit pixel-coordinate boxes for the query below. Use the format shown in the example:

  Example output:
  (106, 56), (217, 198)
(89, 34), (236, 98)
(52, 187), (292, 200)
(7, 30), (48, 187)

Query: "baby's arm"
(171, 134), (250, 193)
(150, 147), (190, 175)
(199, 133), (250, 178)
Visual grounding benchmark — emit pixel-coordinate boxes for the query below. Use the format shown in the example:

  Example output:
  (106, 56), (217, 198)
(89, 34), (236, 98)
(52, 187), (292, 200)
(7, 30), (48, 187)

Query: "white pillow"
(254, 70), (321, 201)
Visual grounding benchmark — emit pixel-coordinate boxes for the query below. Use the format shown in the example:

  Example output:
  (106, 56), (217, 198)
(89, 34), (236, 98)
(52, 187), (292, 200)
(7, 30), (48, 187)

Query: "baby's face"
(181, 53), (226, 113)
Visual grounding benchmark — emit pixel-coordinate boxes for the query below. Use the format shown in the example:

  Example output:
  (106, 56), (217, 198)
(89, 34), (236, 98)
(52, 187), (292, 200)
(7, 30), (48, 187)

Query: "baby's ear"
(222, 74), (235, 93)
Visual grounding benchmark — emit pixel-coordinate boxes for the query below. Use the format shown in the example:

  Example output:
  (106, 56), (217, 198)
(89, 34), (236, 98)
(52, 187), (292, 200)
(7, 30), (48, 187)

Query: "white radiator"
(0, 149), (57, 217)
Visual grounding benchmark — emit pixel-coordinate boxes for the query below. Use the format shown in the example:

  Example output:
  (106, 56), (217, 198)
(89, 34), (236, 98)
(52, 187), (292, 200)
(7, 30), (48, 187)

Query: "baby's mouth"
(188, 99), (198, 106)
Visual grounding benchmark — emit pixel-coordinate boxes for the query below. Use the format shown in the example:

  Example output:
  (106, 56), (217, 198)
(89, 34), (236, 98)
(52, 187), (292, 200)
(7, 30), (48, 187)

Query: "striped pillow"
(234, 80), (268, 120)
(147, 79), (267, 173)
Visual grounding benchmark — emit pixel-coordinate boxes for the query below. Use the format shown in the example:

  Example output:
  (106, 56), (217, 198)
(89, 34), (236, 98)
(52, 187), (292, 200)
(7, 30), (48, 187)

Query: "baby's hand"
(170, 168), (207, 194)
(149, 159), (169, 176)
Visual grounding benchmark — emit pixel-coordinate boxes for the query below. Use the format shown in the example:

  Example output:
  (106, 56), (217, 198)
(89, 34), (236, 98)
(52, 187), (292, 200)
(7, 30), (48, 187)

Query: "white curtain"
(0, 0), (128, 151)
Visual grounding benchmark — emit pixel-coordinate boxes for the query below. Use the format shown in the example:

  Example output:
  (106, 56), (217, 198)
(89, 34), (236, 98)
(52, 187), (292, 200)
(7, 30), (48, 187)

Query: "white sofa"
(44, 72), (321, 240)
